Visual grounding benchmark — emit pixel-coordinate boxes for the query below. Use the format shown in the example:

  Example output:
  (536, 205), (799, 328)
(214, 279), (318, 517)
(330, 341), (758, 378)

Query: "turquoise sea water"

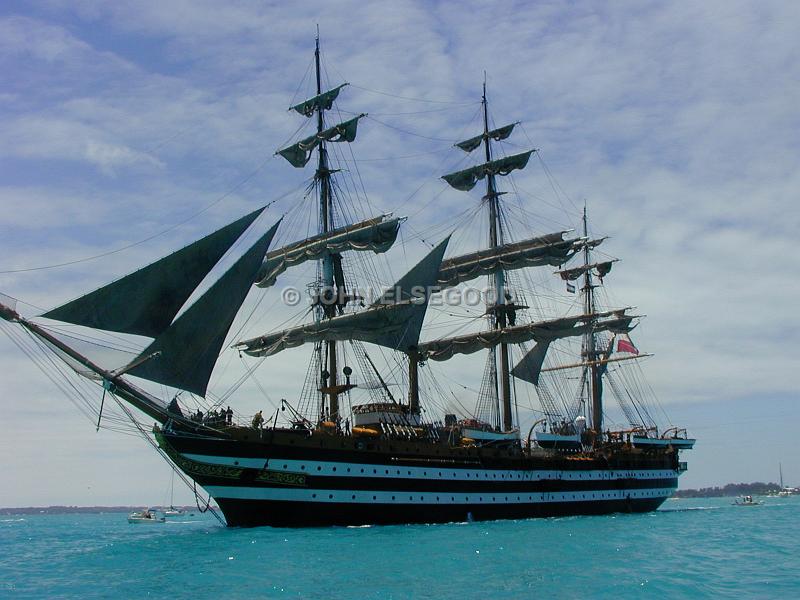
(1, 496), (798, 599)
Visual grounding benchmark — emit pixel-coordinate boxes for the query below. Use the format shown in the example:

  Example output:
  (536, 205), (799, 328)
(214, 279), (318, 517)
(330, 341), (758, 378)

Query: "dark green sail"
(277, 115), (366, 168)
(442, 150), (534, 191)
(455, 123), (517, 153)
(510, 340), (551, 385)
(290, 84), (348, 117)
(127, 221), (280, 396)
(41, 208), (267, 338)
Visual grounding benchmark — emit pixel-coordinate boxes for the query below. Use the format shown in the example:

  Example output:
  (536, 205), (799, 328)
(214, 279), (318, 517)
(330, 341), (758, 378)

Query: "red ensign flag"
(617, 337), (639, 354)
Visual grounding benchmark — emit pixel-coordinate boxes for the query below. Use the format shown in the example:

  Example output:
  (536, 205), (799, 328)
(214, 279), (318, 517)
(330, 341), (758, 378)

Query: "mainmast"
(481, 82), (513, 432)
(582, 206), (603, 437)
(441, 80), (536, 433)
(313, 33), (340, 425)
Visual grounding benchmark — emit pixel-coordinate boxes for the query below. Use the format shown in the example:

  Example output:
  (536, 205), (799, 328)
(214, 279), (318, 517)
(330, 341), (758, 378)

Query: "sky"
(1, 0), (798, 507)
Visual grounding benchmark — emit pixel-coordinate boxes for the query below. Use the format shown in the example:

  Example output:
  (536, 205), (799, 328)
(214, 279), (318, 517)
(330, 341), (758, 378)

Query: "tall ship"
(0, 38), (694, 527)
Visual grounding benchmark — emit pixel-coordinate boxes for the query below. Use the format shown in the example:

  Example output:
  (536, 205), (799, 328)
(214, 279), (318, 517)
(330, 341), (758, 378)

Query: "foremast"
(274, 33), (370, 427)
(313, 33), (340, 425)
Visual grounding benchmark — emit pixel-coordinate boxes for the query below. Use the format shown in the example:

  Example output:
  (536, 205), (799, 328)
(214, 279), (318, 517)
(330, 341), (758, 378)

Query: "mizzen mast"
(581, 206), (603, 437)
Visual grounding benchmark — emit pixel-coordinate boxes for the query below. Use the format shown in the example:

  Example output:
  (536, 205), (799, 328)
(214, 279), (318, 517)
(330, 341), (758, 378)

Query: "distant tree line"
(0, 505), (193, 515)
(674, 482), (780, 498)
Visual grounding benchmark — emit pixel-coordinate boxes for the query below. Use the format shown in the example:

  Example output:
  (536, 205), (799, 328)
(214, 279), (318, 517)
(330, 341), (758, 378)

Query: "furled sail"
(255, 214), (404, 287)
(237, 237), (450, 357)
(277, 114), (366, 168)
(418, 310), (635, 361)
(557, 260), (616, 281)
(125, 221), (280, 396)
(41, 208), (267, 338)
(290, 84), (348, 117)
(437, 232), (579, 289)
(442, 150), (534, 191)
(455, 123), (517, 153)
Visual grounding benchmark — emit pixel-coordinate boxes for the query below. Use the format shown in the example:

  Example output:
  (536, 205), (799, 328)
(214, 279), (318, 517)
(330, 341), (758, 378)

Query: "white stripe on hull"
(205, 485), (674, 504)
(181, 453), (676, 482)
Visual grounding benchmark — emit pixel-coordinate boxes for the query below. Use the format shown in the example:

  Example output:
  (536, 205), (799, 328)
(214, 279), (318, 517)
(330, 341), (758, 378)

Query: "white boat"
(777, 462), (795, 496)
(732, 495), (762, 506)
(128, 509), (165, 524)
(162, 472), (187, 517)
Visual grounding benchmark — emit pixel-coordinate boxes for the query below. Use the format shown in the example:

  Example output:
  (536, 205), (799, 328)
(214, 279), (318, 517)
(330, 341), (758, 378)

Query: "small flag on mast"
(617, 337), (639, 355)
(566, 282), (576, 293)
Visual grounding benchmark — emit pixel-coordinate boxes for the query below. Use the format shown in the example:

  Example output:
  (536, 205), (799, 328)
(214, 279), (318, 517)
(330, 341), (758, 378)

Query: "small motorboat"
(128, 508), (166, 524)
(732, 495), (762, 506)
(163, 506), (187, 518)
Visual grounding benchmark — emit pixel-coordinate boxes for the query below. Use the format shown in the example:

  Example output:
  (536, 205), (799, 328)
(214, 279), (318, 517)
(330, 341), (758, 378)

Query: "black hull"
(157, 426), (682, 528)
(217, 496), (668, 528)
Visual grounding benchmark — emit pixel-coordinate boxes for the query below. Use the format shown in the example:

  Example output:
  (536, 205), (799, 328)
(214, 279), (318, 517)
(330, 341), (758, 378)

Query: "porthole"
(317, 466), (322, 471)
(301, 465), (305, 471)
(392, 496), (396, 500)
(283, 464), (287, 469)
(332, 467), (337, 472)
(329, 494), (333, 499)
(372, 496), (376, 500)
(352, 495), (356, 500)
(312, 494), (317, 498)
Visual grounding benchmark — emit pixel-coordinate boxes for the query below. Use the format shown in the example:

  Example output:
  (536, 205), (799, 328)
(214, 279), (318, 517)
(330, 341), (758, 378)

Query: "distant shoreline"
(673, 482), (782, 498)
(1, 505), (198, 515)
